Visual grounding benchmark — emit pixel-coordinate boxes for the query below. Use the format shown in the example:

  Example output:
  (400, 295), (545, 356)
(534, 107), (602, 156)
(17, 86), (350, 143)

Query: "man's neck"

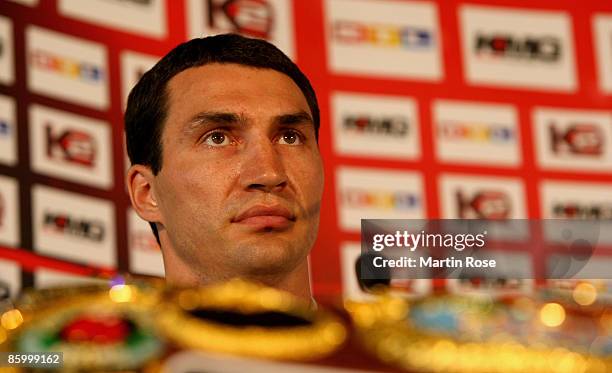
(247, 260), (312, 300)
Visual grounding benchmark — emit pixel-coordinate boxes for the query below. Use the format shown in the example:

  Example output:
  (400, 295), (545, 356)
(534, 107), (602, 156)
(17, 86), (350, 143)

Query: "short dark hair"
(125, 33), (320, 175)
(125, 34), (320, 244)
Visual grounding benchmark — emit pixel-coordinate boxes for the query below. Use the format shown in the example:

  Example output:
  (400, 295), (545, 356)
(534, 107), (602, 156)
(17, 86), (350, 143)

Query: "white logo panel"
(0, 175), (19, 247)
(59, 0), (167, 38)
(0, 259), (20, 299)
(0, 16), (15, 85)
(26, 26), (109, 110)
(541, 180), (612, 243)
(336, 167), (425, 232)
(325, 0), (442, 80)
(540, 181), (612, 245)
(120, 50), (159, 110)
(433, 100), (520, 166)
(35, 268), (106, 289)
(0, 94), (17, 166)
(128, 208), (164, 277)
(186, 0), (295, 59)
(331, 92), (420, 160)
(460, 5), (576, 91)
(439, 174), (527, 219)
(29, 105), (113, 189)
(533, 107), (612, 172)
(541, 180), (612, 220)
(594, 14), (612, 94)
(32, 185), (116, 267)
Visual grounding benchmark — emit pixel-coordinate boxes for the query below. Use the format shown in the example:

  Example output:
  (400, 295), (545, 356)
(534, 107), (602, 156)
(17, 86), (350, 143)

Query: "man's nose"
(239, 137), (288, 193)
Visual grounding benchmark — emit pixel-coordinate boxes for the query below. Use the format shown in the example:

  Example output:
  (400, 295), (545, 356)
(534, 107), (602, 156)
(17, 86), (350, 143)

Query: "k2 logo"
(457, 190), (511, 219)
(46, 125), (97, 167)
(207, 0), (273, 39)
(549, 123), (603, 156)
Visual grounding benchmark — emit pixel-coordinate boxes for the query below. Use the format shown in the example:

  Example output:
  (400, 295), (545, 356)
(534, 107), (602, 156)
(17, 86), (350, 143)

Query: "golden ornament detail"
(346, 294), (612, 373)
(157, 279), (347, 360)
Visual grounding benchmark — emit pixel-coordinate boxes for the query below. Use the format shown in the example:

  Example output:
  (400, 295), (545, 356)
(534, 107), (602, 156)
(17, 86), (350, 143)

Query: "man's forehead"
(167, 63), (303, 98)
(165, 63), (312, 120)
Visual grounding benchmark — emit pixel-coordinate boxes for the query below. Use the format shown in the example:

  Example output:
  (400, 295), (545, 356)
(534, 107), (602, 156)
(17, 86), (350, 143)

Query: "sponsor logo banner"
(541, 180), (612, 244)
(475, 34), (561, 63)
(0, 16), (15, 85)
(0, 175), (19, 247)
(58, 0), (167, 38)
(43, 212), (105, 242)
(331, 92), (420, 160)
(433, 100), (520, 166)
(455, 190), (512, 219)
(336, 166), (424, 232)
(32, 185), (116, 267)
(439, 174), (527, 219)
(0, 95), (17, 166)
(0, 259), (21, 299)
(26, 26), (109, 110)
(593, 14), (612, 94)
(325, 0), (442, 80)
(29, 105), (113, 189)
(460, 5), (576, 91)
(439, 174), (528, 240)
(552, 201), (612, 220)
(128, 208), (164, 276)
(533, 107), (612, 172)
(186, 0), (295, 58)
(120, 50), (159, 110)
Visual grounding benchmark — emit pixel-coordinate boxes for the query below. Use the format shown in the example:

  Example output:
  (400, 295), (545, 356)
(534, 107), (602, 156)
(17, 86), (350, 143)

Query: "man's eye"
(203, 131), (232, 147)
(278, 130), (302, 145)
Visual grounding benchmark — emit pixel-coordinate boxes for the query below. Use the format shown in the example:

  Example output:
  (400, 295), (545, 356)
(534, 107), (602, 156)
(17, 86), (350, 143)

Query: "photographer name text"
(373, 256), (496, 268)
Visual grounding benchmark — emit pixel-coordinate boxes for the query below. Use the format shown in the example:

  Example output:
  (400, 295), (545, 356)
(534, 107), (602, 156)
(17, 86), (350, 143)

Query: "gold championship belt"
(346, 288), (612, 373)
(2, 276), (611, 372)
(157, 279), (346, 361)
(0, 278), (347, 371)
(1, 281), (166, 371)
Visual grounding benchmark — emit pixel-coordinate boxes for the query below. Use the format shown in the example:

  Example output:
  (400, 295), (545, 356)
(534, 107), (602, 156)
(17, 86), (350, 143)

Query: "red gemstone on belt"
(60, 314), (130, 344)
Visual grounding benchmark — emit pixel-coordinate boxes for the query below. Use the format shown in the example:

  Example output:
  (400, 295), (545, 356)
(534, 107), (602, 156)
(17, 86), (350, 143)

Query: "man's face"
(151, 63), (324, 280)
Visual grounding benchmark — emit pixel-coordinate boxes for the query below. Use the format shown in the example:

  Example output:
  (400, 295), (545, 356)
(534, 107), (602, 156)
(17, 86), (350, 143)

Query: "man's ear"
(126, 164), (162, 224)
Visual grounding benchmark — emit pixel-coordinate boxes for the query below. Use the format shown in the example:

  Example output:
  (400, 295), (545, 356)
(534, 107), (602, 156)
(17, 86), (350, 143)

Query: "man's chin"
(230, 239), (307, 277)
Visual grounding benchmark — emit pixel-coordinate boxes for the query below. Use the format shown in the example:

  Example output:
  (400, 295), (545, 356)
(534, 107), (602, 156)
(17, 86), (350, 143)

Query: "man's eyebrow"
(183, 111), (244, 135)
(276, 111), (313, 125)
(187, 111), (242, 126)
(183, 110), (313, 134)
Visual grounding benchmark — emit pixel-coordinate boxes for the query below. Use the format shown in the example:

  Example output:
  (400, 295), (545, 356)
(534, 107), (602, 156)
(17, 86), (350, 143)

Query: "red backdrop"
(0, 0), (611, 298)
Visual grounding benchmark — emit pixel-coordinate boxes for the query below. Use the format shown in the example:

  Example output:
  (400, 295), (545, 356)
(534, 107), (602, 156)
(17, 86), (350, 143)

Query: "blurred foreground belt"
(0, 277), (348, 372)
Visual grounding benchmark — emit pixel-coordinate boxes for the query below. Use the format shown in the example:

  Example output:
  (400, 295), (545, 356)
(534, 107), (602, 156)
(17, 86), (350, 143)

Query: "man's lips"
(232, 205), (295, 229)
